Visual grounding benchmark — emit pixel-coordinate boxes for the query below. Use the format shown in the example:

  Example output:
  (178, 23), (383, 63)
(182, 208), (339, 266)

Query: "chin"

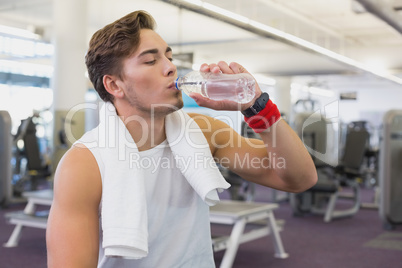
(170, 94), (184, 111)
(151, 98), (184, 116)
(176, 98), (184, 110)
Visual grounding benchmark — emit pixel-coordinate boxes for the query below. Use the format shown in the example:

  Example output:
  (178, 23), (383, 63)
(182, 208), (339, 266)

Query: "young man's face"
(118, 29), (183, 115)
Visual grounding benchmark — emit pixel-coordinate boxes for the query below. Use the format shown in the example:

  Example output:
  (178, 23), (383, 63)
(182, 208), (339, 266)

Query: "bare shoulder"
(187, 112), (245, 155)
(52, 144), (102, 207)
(47, 144), (101, 267)
(187, 112), (231, 131)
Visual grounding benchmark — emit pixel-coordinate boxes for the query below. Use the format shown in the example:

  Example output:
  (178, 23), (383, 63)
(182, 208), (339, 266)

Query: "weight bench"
(4, 190), (288, 268)
(210, 200), (288, 268)
(4, 189), (52, 247)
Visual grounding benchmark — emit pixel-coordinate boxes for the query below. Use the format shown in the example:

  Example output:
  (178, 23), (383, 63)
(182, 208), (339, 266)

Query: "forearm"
(191, 61), (317, 191)
(258, 119), (317, 192)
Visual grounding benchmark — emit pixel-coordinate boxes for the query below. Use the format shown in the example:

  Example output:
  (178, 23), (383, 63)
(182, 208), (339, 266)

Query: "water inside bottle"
(176, 72), (255, 103)
(204, 76), (255, 103)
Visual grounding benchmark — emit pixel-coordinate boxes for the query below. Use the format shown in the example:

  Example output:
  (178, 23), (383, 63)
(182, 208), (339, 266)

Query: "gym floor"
(1, 184), (401, 268)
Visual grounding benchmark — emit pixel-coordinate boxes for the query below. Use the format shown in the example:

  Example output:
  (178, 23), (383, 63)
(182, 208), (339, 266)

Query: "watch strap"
(241, 92), (270, 117)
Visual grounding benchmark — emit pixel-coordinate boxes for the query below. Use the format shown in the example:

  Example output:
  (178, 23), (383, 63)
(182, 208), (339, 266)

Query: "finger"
(217, 61), (234, 74)
(200, 63), (210, 72)
(209, 63), (221, 73)
(229, 62), (248, 74)
(189, 93), (217, 108)
(189, 93), (243, 111)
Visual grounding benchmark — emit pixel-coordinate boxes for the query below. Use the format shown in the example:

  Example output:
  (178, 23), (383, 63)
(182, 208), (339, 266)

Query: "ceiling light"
(202, 3), (250, 24)
(0, 25), (40, 40)
(291, 83), (335, 98)
(183, 0), (202, 6)
(168, 0), (402, 85)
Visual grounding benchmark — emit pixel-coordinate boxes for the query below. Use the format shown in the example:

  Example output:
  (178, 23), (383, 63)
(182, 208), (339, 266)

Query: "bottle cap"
(175, 77), (180, 90)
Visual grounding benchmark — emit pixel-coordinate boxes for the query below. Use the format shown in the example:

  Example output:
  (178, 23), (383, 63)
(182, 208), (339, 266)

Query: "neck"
(114, 102), (167, 152)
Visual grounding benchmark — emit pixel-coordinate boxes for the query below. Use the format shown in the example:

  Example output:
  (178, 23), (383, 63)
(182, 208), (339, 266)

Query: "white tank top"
(88, 139), (215, 268)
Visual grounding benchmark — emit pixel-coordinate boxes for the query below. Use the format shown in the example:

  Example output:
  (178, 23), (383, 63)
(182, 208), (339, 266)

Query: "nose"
(164, 57), (177, 77)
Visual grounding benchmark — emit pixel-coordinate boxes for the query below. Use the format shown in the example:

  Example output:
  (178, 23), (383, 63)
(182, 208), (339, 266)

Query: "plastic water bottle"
(175, 71), (255, 103)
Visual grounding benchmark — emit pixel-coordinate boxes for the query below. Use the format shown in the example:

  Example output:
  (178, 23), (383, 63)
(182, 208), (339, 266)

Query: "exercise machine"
(12, 114), (51, 195)
(0, 111), (13, 206)
(291, 113), (369, 222)
(379, 110), (402, 229)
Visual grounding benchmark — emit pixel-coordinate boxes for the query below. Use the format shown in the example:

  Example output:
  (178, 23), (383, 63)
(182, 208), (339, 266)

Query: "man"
(46, 10), (317, 267)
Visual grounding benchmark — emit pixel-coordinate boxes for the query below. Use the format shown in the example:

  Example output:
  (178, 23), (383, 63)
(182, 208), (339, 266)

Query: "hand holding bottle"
(185, 61), (262, 111)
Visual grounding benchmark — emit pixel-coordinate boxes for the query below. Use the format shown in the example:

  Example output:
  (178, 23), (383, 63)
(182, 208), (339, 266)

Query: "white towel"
(91, 102), (230, 259)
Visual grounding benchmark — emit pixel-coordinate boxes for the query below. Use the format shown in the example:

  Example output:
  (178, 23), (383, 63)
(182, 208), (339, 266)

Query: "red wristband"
(244, 99), (281, 133)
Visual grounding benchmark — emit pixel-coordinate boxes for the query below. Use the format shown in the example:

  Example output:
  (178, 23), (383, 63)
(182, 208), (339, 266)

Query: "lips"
(168, 81), (177, 90)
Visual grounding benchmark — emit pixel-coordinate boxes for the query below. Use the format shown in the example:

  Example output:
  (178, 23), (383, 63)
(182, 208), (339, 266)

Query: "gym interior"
(1, 0), (402, 267)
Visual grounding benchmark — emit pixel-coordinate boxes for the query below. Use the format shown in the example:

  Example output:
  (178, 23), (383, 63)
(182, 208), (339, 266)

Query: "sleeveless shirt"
(83, 138), (215, 268)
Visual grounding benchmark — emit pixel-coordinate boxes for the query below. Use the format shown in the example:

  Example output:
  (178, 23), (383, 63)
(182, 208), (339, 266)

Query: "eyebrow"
(138, 47), (172, 58)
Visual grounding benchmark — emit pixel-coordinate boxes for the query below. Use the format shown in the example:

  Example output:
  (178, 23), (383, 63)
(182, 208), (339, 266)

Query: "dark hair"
(85, 10), (156, 102)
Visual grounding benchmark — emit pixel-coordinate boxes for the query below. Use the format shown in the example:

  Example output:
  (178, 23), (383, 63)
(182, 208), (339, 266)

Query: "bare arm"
(253, 119), (318, 192)
(46, 145), (102, 267)
(188, 60), (317, 193)
(191, 113), (317, 193)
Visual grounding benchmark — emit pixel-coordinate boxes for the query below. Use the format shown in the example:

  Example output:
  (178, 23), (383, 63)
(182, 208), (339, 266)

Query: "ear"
(103, 75), (125, 99)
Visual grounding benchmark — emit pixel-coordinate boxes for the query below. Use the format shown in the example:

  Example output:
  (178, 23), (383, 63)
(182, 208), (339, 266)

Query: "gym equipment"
(0, 111), (13, 206)
(293, 111), (339, 167)
(211, 200), (288, 268)
(291, 113), (369, 222)
(4, 189), (52, 247)
(12, 115), (51, 194)
(379, 110), (402, 229)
